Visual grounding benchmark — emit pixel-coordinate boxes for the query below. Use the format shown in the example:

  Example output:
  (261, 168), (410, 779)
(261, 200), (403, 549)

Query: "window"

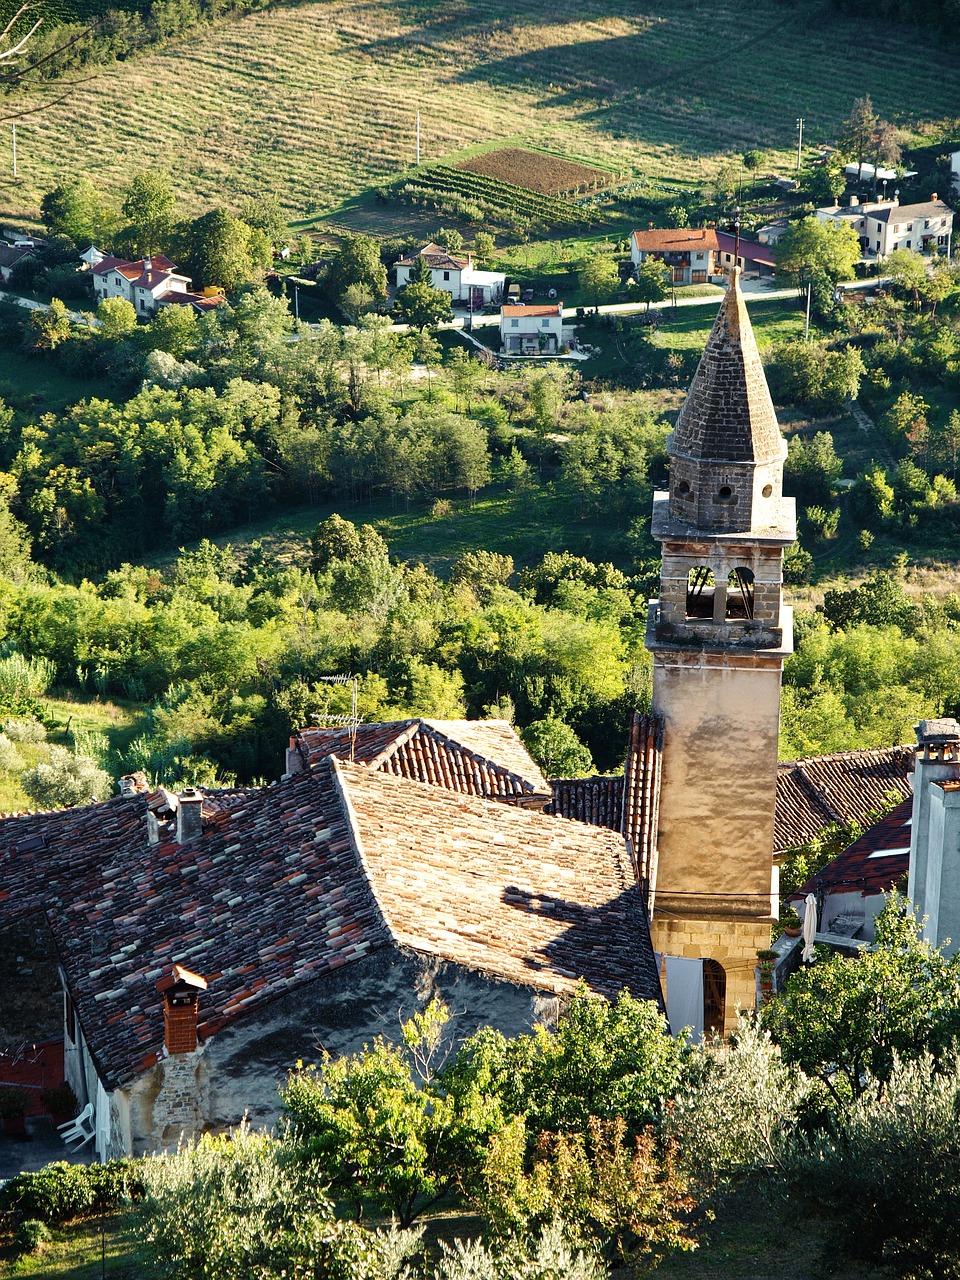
(686, 566), (715, 619)
(541, 318), (550, 328)
(726, 567), (755, 620)
(511, 318), (519, 328)
(443, 271), (450, 281)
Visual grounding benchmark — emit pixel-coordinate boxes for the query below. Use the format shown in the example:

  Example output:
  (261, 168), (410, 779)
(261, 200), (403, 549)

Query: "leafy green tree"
(774, 216), (861, 288)
(145, 304), (199, 359)
(449, 550), (514, 602)
(310, 513), (387, 573)
(179, 208), (261, 290)
(120, 172), (175, 258)
(326, 234), (388, 305)
(577, 253), (618, 309)
(521, 716), (593, 777)
(437, 227), (464, 253)
(24, 299), (72, 351)
(885, 247), (927, 305)
(762, 895), (960, 1102)
(742, 149), (765, 172)
(784, 431), (843, 504)
(238, 193), (287, 250)
(394, 279), (453, 330)
(21, 746), (110, 807)
(95, 296), (138, 341)
(473, 231), (495, 263)
(39, 178), (105, 246)
(634, 258), (669, 310)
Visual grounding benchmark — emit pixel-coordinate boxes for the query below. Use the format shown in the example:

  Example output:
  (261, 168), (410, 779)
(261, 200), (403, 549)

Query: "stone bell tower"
(645, 267), (795, 1029)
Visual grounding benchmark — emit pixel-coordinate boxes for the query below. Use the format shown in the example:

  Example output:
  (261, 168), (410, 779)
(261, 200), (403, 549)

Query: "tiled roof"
(789, 797), (912, 900)
(546, 713), (663, 888)
(0, 245), (34, 270)
(631, 228), (719, 253)
(159, 290), (222, 311)
(395, 242), (470, 271)
(337, 759), (662, 1004)
(92, 254), (180, 281)
(870, 200), (953, 224)
(774, 745), (914, 854)
(0, 755), (658, 1087)
(501, 303), (563, 318)
(294, 719), (552, 805)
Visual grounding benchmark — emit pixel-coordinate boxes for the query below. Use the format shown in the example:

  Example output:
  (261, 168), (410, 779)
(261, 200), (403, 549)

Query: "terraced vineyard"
(388, 163), (602, 232)
(4, 0), (960, 225)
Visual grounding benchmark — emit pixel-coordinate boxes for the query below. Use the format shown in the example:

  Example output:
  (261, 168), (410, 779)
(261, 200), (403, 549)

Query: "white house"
(500, 301), (564, 354)
(89, 253), (222, 315)
(951, 149), (960, 196)
(394, 243), (505, 307)
(816, 196), (954, 259)
(630, 228), (719, 285)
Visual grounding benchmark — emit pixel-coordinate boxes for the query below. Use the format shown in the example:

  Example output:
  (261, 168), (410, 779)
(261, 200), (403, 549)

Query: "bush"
(0, 1161), (93, 1223)
(14, 1219), (51, 1255)
(41, 1082), (77, 1118)
(21, 746), (112, 809)
(3, 716), (47, 743)
(0, 1086), (28, 1118)
(434, 1223), (607, 1280)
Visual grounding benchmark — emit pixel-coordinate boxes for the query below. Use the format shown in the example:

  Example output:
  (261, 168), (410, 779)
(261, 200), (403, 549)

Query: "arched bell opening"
(685, 566), (715, 619)
(725, 567), (755, 620)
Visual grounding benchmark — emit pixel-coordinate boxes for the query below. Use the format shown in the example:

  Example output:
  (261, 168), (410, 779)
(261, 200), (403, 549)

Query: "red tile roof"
(0, 753), (660, 1087)
(775, 745), (914, 854)
(631, 228), (719, 253)
(294, 719), (552, 805)
(395, 242), (470, 271)
(501, 303), (563, 318)
(789, 797), (912, 900)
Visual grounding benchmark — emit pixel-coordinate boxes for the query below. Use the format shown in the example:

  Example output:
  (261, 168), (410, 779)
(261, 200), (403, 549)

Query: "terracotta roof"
(631, 228), (719, 253)
(92, 254), (180, 281)
(0, 755), (659, 1087)
(294, 719), (552, 805)
(501, 303), (563, 318)
(774, 745), (914, 854)
(395, 242), (470, 271)
(671, 267), (784, 465)
(789, 797), (912, 900)
(337, 758), (661, 1004)
(159, 290), (222, 311)
(714, 231), (776, 267)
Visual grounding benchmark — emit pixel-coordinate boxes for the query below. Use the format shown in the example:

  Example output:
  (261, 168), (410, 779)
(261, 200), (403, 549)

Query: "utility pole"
(805, 280), (812, 341)
(415, 111), (421, 166)
(11, 124), (16, 179)
(796, 117), (804, 172)
(293, 283), (299, 324)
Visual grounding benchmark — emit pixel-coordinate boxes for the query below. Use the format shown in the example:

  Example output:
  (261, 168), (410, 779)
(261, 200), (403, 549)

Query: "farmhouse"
(630, 228), (719, 285)
(500, 301), (564, 353)
(394, 243), (504, 307)
(0, 243), (35, 284)
(88, 251), (223, 315)
(815, 195), (954, 258)
(714, 231), (776, 278)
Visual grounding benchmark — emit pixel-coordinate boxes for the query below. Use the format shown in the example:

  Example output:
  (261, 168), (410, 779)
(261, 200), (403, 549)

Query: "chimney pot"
(931, 192), (938, 201)
(157, 965), (207, 1056)
(176, 788), (204, 843)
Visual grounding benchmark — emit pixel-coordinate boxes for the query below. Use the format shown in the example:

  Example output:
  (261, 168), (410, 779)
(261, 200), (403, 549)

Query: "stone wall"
(651, 915), (770, 1032)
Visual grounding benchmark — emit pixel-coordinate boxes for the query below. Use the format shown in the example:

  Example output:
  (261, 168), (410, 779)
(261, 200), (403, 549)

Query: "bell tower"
(645, 267), (795, 1029)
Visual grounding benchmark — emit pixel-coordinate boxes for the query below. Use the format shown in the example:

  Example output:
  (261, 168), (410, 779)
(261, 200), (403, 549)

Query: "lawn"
(4, 0), (960, 226)
(0, 1215), (138, 1279)
(0, 347), (103, 415)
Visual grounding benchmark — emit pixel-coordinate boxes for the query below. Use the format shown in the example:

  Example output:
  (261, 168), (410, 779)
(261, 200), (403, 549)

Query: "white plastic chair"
(57, 1102), (95, 1148)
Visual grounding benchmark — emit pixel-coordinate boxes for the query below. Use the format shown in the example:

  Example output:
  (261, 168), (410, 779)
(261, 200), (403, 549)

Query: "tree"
(839, 94), (878, 183)
(742, 149), (765, 172)
(577, 253), (618, 310)
(24, 298), (72, 351)
(178, 208), (260, 291)
(121, 172), (175, 258)
(884, 247), (927, 306)
(521, 716), (593, 777)
(473, 231), (495, 263)
(634, 258), (669, 311)
(437, 227), (464, 253)
(762, 895), (960, 1103)
(784, 431), (843, 504)
(39, 178), (105, 246)
(394, 279), (453, 330)
(21, 746), (110, 807)
(326, 234), (388, 306)
(96, 296), (137, 341)
(869, 118), (902, 198)
(774, 216), (861, 288)
(145, 304), (198, 359)
(238, 193), (287, 250)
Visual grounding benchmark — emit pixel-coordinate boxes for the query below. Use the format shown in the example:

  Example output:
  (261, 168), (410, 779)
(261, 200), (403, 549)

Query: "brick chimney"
(156, 965), (208, 1055)
(176, 788), (203, 843)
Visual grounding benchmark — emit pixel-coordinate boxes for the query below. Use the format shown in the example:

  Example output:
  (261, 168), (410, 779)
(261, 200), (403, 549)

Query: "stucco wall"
(116, 946), (562, 1155)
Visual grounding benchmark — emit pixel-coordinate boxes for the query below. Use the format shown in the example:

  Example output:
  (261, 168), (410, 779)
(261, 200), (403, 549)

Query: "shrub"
(14, 1219), (51, 1255)
(0, 1086), (28, 1118)
(0, 1161), (93, 1222)
(0, 651), (56, 700)
(41, 1082), (77, 1118)
(434, 1223), (607, 1280)
(3, 716), (47, 743)
(21, 746), (111, 809)
(0, 732), (23, 773)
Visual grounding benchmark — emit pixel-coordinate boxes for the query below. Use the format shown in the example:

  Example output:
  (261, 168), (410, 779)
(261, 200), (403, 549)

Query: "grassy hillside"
(4, 0), (960, 225)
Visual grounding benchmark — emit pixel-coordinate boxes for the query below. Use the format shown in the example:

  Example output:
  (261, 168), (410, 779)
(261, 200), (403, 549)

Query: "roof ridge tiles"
(325, 755), (401, 948)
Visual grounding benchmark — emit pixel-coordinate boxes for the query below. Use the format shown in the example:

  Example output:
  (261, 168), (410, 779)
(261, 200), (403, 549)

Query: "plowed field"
(457, 148), (613, 195)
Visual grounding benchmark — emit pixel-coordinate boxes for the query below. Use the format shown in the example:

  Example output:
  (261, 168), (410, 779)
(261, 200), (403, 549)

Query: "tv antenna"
(316, 674), (361, 761)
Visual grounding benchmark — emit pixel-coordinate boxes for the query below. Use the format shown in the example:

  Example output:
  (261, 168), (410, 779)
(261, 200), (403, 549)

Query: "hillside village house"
(86, 248), (223, 315)
(0, 243), (35, 284)
(714, 231), (776, 279)
(499, 301), (565, 353)
(815, 195), (954, 258)
(630, 227), (720, 285)
(394, 243), (505, 308)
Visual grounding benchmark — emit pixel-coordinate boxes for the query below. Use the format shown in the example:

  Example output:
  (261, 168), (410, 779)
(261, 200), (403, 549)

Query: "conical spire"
(671, 267), (783, 464)
(666, 268), (788, 533)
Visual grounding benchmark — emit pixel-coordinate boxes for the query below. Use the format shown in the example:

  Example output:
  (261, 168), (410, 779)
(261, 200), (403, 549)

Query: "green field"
(0, 346), (105, 414)
(5, 0), (960, 227)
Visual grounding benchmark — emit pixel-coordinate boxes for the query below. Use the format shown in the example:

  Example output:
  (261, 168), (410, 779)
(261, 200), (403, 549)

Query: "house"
(89, 253), (223, 315)
(0, 724), (662, 1158)
(394, 243), (505, 307)
(815, 195), (954, 259)
(714, 231), (777, 278)
(0, 243), (36, 285)
(500, 301), (564, 354)
(629, 228), (719, 285)
(755, 219), (792, 247)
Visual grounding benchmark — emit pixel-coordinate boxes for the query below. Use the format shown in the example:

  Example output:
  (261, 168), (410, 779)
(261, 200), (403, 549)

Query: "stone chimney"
(176, 788), (204, 843)
(908, 719), (960, 953)
(156, 965), (208, 1056)
(284, 736), (306, 778)
(118, 771), (150, 797)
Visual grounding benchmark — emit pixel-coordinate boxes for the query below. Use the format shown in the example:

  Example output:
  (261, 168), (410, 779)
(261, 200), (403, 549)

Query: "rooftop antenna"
(316, 674), (360, 761)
